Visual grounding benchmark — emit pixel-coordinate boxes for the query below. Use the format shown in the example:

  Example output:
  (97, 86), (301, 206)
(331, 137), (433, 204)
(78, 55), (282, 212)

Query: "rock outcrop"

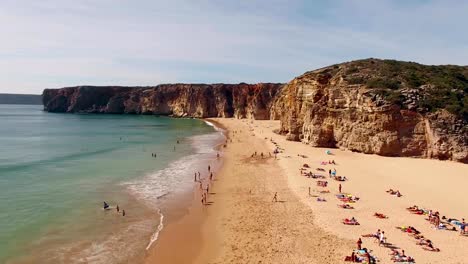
(43, 83), (283, 119)
(42, 59), (468, 163)
(273, 59), (468, 163)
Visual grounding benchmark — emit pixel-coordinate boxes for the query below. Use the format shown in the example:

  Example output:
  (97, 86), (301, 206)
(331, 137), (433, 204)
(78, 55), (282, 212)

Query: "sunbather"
(374, 212), (388, 219)
(343, 217), (360, 225)
(338, 204), (354, 209)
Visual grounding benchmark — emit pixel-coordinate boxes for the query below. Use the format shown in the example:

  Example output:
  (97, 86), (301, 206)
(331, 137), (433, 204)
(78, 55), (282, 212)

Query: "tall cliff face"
(42, 59), (468, 163)
(273, 59), (468, 163)
(42, 83), (284, 119)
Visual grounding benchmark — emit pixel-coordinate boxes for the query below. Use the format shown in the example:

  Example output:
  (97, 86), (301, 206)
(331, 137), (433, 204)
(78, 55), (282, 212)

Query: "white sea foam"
(204, 120), (224, 132)
(146, 209), (164, 250)
(122, 126), (225, 249)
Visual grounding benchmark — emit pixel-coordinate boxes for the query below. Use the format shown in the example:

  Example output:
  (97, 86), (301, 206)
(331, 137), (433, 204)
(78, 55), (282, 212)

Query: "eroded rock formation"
(273, 59), (468, 163)
(43, 83), (283, 119)
(42, 59), (468, 163)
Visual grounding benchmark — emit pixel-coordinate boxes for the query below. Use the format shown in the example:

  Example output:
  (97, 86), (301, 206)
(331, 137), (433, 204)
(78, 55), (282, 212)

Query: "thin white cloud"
(0, 0), (466, 94)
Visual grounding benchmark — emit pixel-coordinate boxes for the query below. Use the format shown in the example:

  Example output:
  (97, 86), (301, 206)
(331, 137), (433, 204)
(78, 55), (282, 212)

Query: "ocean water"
(0, 104), (223, 263)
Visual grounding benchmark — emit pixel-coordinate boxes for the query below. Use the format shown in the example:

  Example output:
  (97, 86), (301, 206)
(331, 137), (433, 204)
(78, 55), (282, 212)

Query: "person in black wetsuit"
(103, 201), (109, 210)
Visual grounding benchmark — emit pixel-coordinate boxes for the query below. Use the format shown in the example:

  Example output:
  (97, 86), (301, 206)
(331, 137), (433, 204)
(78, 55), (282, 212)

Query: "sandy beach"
(146, 118), (467, 264)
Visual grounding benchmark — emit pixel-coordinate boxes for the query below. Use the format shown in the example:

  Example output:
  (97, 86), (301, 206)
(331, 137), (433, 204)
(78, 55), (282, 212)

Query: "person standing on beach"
(194, 173), (197, 182)
(379, 231), (385, 246)
(122, 210), (126, 216)
(357, 237), (362, 250)
(272, 192), (278, 202)
(308, 187), (311, 196)
(328, 169), (332, 177)
(116, 205), (120, 213)
(208, 165), (211, 172)
(339, 184), (342, 193)
(210, 172), (213, 180)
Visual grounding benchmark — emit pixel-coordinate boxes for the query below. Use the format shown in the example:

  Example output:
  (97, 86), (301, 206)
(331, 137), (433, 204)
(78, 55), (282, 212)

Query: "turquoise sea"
(0, 104), (223, 263)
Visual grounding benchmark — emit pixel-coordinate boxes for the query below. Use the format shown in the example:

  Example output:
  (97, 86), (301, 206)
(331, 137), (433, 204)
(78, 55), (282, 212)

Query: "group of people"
(386, 189), (402, 197)
(397, 225), (440, 252)
(407, 205), (466, 232)
(197, 164), (214, 205)
(103, 201), (125, 216)
(344, 237), (376, 263)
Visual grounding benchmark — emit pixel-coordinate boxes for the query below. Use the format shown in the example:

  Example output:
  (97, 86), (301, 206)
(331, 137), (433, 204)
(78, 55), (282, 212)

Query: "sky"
(1, 0), (467, 94)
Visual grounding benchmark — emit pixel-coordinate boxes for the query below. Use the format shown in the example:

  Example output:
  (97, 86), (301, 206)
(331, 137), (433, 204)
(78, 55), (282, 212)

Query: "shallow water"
(0, 104), (222, 263)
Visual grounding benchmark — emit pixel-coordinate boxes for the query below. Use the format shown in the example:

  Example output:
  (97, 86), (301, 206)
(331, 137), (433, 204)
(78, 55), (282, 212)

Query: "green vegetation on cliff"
(340, 59), (468, 120)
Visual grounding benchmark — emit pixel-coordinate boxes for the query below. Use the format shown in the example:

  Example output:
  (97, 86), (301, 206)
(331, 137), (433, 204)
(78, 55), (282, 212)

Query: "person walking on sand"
(122, 210), (126, 216)
(308, 187), (311, 197)
(116, 205), (120, 213)
(210, 172), (213, 180)
(272, 192), (278, 202)
(339, 184), (342, 193)
(328, 169), (332, 177)
(208, 165), (211, 172)
(357, 237), (362, 250)
(379, 231), (385, 246)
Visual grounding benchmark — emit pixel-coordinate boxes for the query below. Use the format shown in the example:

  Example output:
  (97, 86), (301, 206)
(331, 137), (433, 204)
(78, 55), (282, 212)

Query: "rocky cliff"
(273, 59), (467, 163)
(42, 59), (468, 163)
(42, 83), (283, 119)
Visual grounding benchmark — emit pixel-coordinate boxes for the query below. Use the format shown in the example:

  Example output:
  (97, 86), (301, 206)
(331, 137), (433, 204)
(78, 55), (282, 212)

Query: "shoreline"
(143, 119), (226, 263)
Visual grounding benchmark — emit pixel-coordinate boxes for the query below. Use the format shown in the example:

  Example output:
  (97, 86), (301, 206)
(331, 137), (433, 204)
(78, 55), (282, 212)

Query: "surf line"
(146, 209), (165, 250)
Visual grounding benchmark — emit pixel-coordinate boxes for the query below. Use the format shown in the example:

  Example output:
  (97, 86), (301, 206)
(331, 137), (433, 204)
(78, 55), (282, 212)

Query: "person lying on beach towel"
(316, 197), (326, 202)
(338, 204), (354, 209)
(409, 209), (425, 215)
(387, 189), (402, 197)
(374, 213), (388, 219)
(317, 180), (328, 187)
(334, 176), (347, 181)
(303, 163), (310, 168)
(423, 245), (440, 252)
(343, 217), (360, 225)
(391, 252), (415, 263)
(320, 190), (330, 193)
